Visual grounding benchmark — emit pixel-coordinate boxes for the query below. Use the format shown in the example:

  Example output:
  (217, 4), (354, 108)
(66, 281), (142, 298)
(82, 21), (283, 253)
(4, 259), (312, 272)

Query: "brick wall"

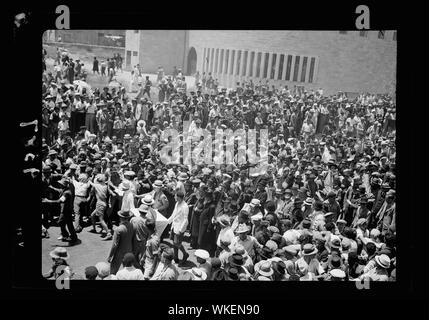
(138, 30), (186, 74)
(188, 31), (397, 95)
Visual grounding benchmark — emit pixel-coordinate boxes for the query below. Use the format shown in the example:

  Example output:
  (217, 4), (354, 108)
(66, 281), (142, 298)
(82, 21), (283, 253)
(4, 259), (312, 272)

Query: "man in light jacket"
(167, 191), (189, 265)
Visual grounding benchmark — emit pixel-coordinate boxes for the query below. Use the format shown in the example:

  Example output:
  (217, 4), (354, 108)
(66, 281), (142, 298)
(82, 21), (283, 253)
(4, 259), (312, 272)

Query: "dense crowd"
(41, 49), (396, 281)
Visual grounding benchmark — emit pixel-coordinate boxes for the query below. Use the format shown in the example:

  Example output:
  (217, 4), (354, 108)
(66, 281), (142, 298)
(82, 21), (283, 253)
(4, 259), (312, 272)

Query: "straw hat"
(255, 260), (274, 277)
(194, 249), (210, 261)
(302, 243), (318, 256)
(142, 195), (155, 206)
(190, 268), (207, 280)
(49, 247), (70, 260)
(235, 224), (250, 234)
(374, 254), (391, 269)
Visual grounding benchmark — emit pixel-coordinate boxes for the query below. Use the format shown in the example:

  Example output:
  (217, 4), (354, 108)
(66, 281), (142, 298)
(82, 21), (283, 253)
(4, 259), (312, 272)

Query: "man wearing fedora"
(231, 224), (262, 262)
(108, 210), (135, 275)
(359, 254), (391, 281)
(152, 180), (170, 218)
(198, 191), (217, 256)
(130, 204), (150, 268)
(214, 215), (234, 257)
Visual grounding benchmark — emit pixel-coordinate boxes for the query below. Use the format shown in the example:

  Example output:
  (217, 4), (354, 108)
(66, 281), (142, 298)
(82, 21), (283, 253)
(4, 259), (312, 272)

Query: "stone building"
(125, 30), (396, 95)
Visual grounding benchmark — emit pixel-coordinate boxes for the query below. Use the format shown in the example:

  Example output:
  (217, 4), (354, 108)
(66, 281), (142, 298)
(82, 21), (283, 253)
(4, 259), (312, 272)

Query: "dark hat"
(272, 261), (286, 275)
(259, 246), (274, 259)
(294, 198), (303, 206)
(271, 233), (283, 245)
(227, 267), (239, 280)
(302, 219), (312, 229)
(210, 257), (222, 269)
(212, 269), (229, 281)
(329, 253), (342, 269)
(85, 266), (99, 279)
(228, 254), (244, 267)
(327, 191), (336, 198)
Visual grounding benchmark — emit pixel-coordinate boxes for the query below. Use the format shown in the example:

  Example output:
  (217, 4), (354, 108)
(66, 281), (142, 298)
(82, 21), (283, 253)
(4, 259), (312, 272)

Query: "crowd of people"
(41, 48), (396, 281)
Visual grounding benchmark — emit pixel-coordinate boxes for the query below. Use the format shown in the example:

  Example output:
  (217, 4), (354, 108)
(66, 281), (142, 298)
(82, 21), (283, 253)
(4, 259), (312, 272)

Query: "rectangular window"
(278, 54), (285, 80)
(256, 52), (262, 77)
(236, 50), (241, 76)
(308, 57), (316, 83)
(393, 31), (397, 41)
(263, 53), (269, 78)
(214, 49), (219, 73)
(301, 56), (308, 82)
(225, 49), (229, 74)
(293, 56), (300, 81)
(132, 51), (138, 57)
(230, 50), (235, 75)
(219, 49), (224, 74)
(360, 30), (368, 37)
(378, 31), (385, 39)
(285, 55), (292, 80)
(270, 54), (277, 79)
(242, 51), (248, 76)
(249, 52), (255, 77)
(339, 31), (347, 34)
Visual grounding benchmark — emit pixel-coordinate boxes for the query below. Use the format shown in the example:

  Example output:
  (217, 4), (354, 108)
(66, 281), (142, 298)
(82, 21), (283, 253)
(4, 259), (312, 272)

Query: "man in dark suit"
(108, 210), (135, 275)
(130, 205), (150, 268)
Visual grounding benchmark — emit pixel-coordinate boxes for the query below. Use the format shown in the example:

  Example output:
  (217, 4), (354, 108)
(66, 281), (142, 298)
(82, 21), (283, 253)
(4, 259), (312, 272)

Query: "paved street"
(42, 224), (200, 279)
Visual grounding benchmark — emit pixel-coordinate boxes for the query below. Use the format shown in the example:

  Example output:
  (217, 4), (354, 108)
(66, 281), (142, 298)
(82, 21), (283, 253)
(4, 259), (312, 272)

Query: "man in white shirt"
(230, 224), (262, 261)
(115, 253), (144, 280)
(72, 173), (91, 232)
(215, 215), (235, 255)
(167, 191), (189, 264)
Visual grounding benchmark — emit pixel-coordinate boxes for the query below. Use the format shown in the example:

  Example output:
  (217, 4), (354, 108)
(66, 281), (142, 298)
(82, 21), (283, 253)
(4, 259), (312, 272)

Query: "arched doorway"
(187, 47), (197, 75)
